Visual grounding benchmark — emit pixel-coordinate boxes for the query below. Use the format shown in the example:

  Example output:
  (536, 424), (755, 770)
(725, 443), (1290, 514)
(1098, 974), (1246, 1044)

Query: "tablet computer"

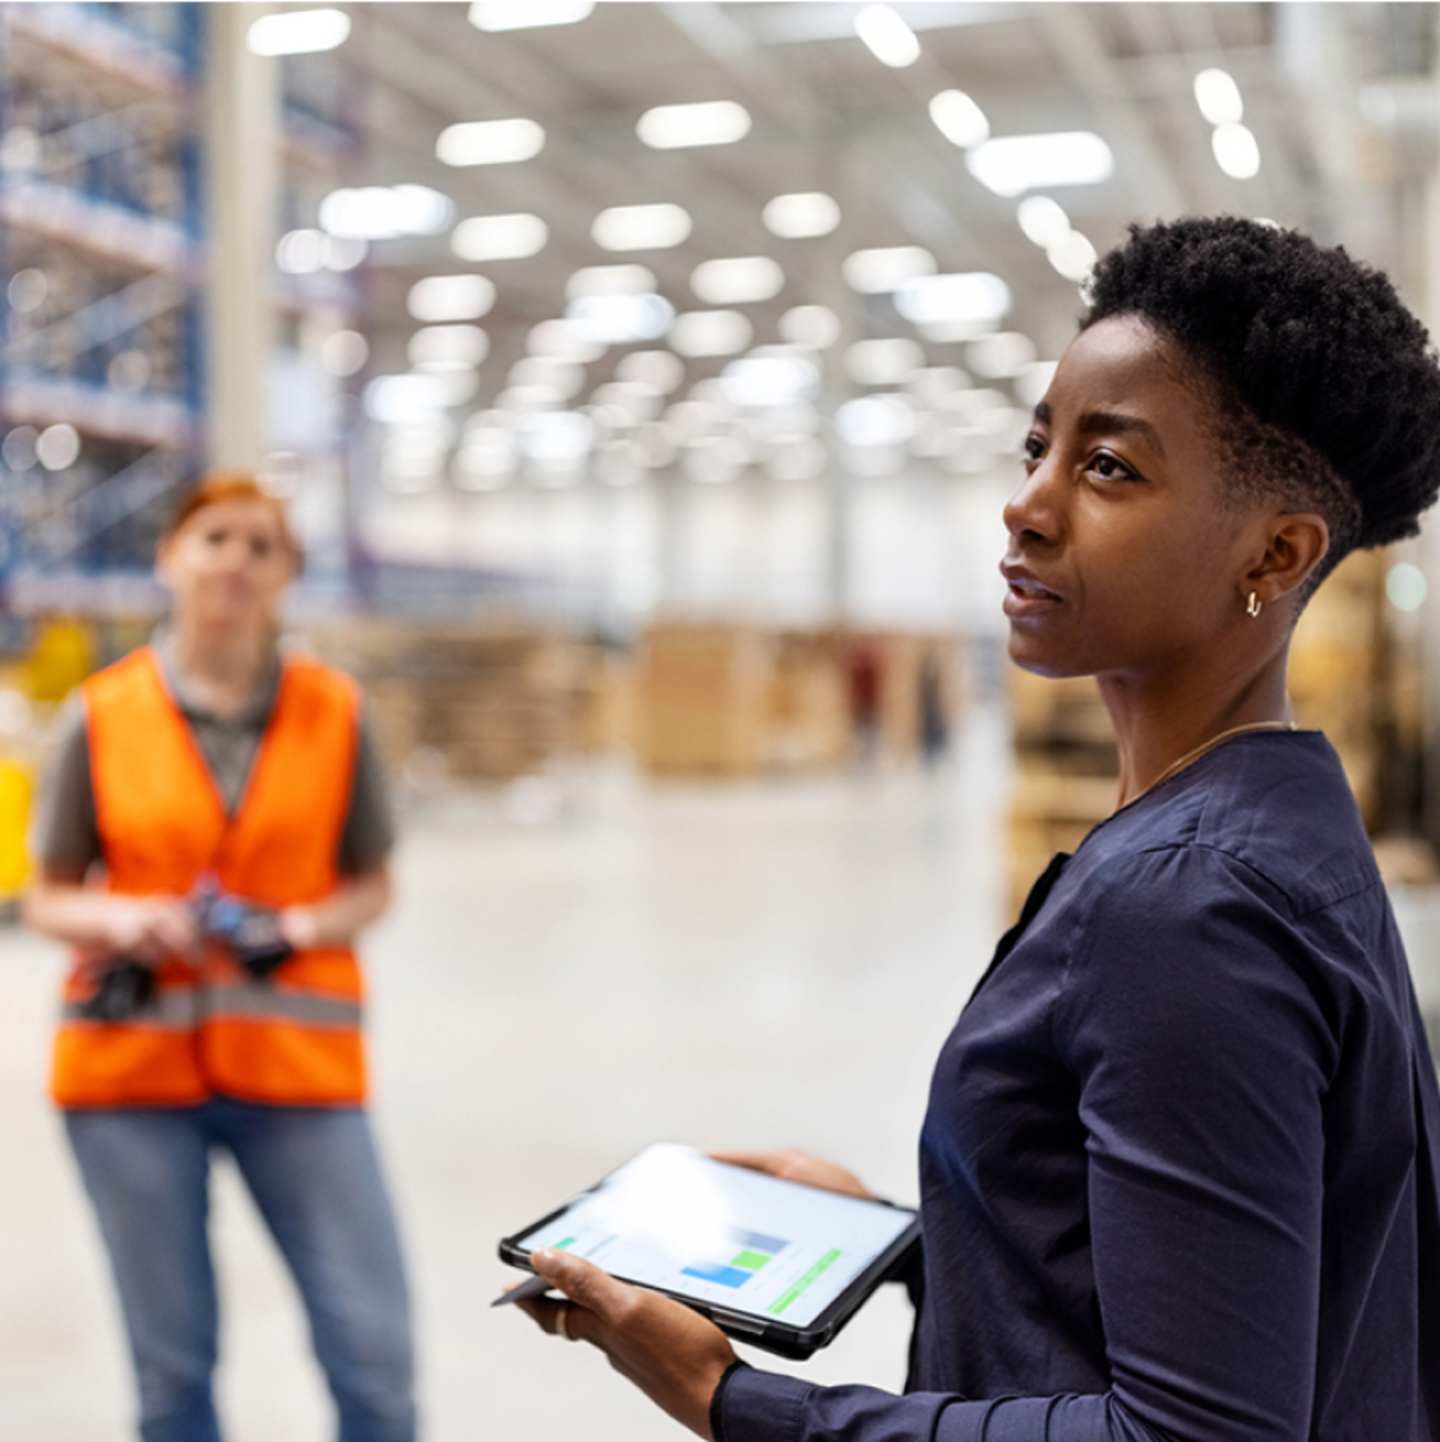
(498, 1143), (920, 1360)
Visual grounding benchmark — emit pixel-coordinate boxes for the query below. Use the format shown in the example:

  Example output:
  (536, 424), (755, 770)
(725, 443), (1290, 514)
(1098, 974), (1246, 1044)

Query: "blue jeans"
(65, 1099), (416, 1442)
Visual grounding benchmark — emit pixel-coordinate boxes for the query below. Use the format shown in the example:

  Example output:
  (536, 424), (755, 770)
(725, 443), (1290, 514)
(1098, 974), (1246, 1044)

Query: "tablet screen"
(513, 1144), (913, 1330)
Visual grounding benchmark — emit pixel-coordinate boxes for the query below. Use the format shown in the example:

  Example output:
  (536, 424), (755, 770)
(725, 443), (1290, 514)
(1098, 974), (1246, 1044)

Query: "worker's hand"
(102, 895), (199, 963)
(708, 1147), (876, 1201)
(513, 1249), (737, 1440)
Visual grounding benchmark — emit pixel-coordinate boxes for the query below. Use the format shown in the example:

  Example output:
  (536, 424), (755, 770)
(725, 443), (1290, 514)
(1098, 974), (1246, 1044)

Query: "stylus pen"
(491, 1273), (553, 1308)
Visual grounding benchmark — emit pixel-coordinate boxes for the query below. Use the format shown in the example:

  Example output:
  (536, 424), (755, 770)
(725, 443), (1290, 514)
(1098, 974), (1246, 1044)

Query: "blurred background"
(3, 2), (1440, 1438)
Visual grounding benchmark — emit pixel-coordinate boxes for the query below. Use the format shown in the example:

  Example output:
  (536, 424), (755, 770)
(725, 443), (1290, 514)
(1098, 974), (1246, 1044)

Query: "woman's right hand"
(707, 1148), (876, 1201)
(101, 895), (199, 963)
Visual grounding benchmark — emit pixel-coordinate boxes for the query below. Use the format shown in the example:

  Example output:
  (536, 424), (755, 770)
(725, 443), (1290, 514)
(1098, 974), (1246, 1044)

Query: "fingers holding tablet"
(520, 1248), (738, 1437)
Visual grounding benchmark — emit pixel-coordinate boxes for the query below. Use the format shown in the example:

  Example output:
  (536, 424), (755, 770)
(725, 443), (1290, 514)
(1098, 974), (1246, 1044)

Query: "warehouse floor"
(3, 705), (1013, 1442)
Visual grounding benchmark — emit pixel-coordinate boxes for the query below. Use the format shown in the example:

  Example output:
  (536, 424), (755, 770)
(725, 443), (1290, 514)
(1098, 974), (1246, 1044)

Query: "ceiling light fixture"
(436, 118), (545, 167)
(853, 5), (920, 67)
(637, 100), (751, 150)
(965, 131), (1113, 197)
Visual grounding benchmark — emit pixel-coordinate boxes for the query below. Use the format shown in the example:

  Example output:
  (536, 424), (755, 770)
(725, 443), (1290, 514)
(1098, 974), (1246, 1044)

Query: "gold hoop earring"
(1246, 591), (1262, 619)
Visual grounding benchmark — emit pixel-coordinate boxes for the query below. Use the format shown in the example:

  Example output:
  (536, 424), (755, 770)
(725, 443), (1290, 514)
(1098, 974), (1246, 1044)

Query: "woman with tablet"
(515, 218), (1440, 1441)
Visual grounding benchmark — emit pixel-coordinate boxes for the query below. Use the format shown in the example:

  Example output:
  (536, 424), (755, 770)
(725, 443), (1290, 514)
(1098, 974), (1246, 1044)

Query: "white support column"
(202, 4), (278, 472)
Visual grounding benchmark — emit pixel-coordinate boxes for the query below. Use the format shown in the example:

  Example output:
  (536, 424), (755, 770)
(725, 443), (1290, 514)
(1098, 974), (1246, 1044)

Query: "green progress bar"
(731, 1250), (772, 1271)
(768, 1249), (843, 1317)
(554, 1236), (577, 1251)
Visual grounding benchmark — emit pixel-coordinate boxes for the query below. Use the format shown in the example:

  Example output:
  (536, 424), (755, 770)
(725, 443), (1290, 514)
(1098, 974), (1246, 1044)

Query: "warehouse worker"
(514, 219), (1440, 1440)
(24, 474), (417, 1442)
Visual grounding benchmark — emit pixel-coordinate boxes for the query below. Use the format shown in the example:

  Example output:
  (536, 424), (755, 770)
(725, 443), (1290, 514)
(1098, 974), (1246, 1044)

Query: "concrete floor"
(2, 708), (1012, 1441)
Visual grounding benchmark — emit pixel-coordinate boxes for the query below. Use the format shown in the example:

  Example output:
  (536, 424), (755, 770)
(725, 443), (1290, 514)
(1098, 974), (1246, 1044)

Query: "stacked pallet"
(769, 631), (852, 770)
(310, 620), (586, 782)
(635, 623), (774, 775)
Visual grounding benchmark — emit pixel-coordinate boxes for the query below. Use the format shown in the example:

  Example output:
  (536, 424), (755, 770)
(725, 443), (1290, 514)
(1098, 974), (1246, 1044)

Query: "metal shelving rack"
(0, 1), (204, 610)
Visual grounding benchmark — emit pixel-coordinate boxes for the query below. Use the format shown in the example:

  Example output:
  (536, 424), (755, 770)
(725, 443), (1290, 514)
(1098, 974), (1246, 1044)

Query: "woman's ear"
(1246, 511), (1331, 607)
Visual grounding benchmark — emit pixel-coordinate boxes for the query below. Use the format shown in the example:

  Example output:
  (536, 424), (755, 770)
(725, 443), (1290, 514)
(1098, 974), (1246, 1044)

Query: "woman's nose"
(1003, 464), (1064, 547)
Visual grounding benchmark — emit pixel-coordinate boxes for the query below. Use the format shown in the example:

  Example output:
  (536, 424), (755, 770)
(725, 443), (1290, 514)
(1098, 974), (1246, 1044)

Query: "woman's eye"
(1022, 436), (1045, 465)
(1089, 451), (1134, 481)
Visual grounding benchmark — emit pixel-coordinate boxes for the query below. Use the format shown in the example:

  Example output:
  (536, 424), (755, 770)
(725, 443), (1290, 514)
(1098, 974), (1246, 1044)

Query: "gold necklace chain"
(1126, 719), (1299, 807)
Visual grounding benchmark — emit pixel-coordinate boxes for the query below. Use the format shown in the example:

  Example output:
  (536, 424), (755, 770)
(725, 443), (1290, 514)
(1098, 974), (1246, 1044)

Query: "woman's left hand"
(513, 1248), (738, 1439)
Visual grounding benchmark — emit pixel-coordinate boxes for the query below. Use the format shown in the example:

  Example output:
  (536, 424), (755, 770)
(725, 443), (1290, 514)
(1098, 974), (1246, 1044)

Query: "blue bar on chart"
(682, 1262), (754, 1289)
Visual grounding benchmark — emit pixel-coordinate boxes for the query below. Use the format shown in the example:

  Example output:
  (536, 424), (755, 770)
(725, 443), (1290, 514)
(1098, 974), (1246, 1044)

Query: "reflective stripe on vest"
(60, 982), (363, 1029)
(51, 646), (368, 1108)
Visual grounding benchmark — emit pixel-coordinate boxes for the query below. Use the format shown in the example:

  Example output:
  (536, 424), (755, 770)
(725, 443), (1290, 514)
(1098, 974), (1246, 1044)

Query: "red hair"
(163, 473), (302, 568)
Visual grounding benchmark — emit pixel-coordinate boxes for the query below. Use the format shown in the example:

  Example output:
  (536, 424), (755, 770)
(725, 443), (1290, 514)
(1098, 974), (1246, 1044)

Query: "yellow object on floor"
(0, 756), (34, 900)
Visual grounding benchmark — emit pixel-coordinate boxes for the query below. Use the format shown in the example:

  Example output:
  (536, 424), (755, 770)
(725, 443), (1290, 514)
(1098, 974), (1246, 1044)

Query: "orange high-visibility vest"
(50, 645), (368, 1108)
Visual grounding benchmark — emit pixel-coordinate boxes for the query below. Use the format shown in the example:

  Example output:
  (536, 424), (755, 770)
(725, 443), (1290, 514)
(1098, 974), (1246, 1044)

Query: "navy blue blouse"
(717, 730), (1440, 1441)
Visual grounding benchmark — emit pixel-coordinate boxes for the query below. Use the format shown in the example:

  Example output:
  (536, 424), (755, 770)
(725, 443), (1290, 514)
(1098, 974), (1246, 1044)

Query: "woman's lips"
(1003, 581), (1064, 619)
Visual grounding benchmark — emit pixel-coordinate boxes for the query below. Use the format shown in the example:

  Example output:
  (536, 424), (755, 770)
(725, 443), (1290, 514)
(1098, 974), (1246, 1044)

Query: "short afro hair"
(1081, 217), (1440, 591)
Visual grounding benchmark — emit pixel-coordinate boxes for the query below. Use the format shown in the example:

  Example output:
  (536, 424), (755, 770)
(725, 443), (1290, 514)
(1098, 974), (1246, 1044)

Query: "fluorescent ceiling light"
(896, 272), (1012, 327)
(965, 131), (1113, 197)
(779, 305), (841, 349)
(409, 325), (490, 369)
(854, 5), (920, 67)
(407, 275), (497, 323)
(518, 411), (594, 465)
(37, 423), (80, 471)
(452, 213), (548, 261)
(617, 350), (686, 394)
(276, 229), (325, 275)
(510, 357), (586, 399)
(321, 330), (368, 377)
(690, 256), (785, 306)
(637, 100), (751, 150)
(319, 186), (453, 241)
(365, 375), (454, 425)
(844, 245), (936, 294)
(906, 366), (970, 407)
(722, 355), (820, 409)
(1193, 68), (1243, 126)
(1016, 196), (1070, 248)
(670, 310), (754, 358)
(498, 385), (563, 414)
(762, 192), (841, 239)
(929, 90), (989, 149)
(592, 203), (692, 252)
(565, 292), (675, 345)
(528, 319), (607, 363)
(835, 395), (914, 448)
(965, 331), (1036, 379)
(324, 236), (367, 271)
(469, 0), (594, 31)
(1047, 230), (1098, 283)
(436, 118), (545, 167)
(565, 264), (656, 300)
(591, 381), (664, 421)
(248, 8), (349, 56)
(846, 338), (924, 387)
(1212, 123), (1261, 180)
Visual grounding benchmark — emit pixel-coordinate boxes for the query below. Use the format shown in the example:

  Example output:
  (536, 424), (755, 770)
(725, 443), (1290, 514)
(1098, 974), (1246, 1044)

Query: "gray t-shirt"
(32, 639), (396, 878)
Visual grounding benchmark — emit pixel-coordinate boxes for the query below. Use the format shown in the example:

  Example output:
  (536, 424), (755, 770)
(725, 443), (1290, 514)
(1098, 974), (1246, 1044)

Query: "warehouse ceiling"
(287, 1), (1440, 478)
